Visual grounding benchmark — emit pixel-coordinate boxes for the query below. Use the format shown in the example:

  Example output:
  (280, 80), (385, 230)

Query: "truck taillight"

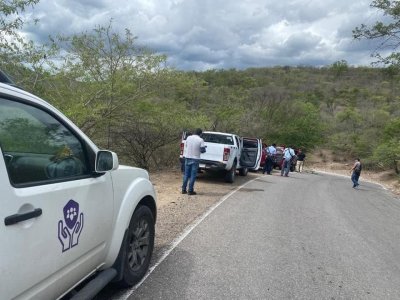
(223, 148), (230, 161)
(180, 142), (184, 155)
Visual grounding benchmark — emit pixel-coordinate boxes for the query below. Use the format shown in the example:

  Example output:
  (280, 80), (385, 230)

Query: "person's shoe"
(182, 190), (187, 194)
(284, 174), (289, 177)
(188, 191), (197, 195)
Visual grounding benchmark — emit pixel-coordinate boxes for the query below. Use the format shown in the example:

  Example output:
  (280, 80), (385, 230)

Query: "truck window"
(0, 99), (90, 186)
(202, 133), (234, 145)
(243, 139), (258, 148)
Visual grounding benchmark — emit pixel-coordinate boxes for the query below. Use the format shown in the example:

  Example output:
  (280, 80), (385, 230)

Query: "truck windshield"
(202, 133), (234, 145)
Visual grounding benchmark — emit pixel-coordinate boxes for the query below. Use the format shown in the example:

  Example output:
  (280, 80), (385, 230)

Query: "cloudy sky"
(23, 0), (386, 71)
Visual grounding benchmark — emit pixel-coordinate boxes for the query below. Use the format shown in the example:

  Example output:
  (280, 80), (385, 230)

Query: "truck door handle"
(4, 208), (42, 226)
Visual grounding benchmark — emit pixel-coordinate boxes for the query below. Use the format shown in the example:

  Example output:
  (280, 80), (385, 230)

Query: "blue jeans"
(182, 159), (199, 192)
(180, 158), (185, 173)
(351, 171), (360, 187)
(281, 159), (291, 176)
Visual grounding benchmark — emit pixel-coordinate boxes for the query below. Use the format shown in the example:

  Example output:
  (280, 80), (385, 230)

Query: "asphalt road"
(116, 171), (400, 300)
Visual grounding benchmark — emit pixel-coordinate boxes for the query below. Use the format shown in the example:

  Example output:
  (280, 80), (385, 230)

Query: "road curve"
(121, 171), (400, 299)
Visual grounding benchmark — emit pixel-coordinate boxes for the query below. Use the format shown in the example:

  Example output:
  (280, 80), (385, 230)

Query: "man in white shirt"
(281, 146), (295, 177)
(182, 128), (206, 195)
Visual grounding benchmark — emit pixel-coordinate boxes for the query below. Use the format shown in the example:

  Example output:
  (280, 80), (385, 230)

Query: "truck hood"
(110, 165), (156, 215)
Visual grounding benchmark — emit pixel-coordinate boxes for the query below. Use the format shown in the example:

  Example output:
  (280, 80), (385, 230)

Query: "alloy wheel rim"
(127, 218), (150, 271)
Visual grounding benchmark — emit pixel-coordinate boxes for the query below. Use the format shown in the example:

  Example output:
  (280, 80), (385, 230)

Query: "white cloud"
(22, 0), (380, 70)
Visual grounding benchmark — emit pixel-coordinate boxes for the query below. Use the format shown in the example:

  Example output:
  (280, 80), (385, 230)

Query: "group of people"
(180, 132), (362, 194)
(262, 144), (306, 177)
(263, 144), (362, 188)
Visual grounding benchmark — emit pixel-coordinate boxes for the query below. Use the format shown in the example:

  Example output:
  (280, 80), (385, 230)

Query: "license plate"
(199, 164), (206, 168)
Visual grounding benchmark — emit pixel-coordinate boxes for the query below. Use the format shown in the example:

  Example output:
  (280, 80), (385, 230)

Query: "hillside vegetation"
(1, 24), (399, 174)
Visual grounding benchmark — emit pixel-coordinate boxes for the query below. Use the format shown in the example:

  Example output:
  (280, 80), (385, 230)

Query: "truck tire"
(118, 205), (155, 287)
(239, 167), (248, 176)
(225, 164), (236, 183)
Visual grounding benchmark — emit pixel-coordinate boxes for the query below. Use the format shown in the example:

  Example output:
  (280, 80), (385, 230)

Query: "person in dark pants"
(263, 143), (276, 175)
(350, 158), (362, 188)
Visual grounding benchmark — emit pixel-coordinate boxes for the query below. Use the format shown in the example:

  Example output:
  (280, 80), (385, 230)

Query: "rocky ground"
(150, 158), (400, 261)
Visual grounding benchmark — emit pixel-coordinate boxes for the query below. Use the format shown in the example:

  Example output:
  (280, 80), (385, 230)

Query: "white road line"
(115, 177), (260, 300)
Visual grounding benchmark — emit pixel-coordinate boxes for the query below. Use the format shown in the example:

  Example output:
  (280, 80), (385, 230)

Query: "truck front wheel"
(119, 205), (155, 287)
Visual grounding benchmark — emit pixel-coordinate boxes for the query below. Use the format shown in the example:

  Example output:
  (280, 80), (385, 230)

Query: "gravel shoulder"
(150, 169), (261, 261)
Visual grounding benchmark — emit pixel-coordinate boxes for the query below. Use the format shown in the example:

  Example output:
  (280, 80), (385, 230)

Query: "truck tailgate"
(201, 143), (224, 161)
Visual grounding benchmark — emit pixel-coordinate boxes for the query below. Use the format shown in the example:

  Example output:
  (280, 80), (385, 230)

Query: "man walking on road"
(281, 146), (295, 177)
(350, 158), (362, 188)
(182, 128), (206, 195)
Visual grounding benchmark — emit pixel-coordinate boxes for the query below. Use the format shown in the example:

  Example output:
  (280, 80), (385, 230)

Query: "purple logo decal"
(58, 199), (84, 252)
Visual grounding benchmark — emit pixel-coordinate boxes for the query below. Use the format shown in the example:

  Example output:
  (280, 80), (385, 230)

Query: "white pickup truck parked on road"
(0, 81), (157, 300)
(180, 131), (262, 183)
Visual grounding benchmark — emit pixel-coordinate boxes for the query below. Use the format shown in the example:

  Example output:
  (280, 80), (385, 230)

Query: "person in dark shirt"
(296, 149), (306, 172)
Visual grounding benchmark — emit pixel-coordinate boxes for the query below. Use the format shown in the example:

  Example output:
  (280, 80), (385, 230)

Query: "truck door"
(240, 137), (262, 170)
(0, 98), (113, 299)
(234, 135), (241, 167)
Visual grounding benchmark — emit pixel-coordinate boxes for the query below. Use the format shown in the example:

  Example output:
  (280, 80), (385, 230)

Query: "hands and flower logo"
(58, 200), (84, 252)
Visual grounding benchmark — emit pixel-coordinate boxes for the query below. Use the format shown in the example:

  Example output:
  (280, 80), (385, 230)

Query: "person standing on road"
(350, 158), (362, 188)
(263, 143), (276, 175)
(182, 128), (206, 195)
(296, 149), (306, 172)
(281, 146), (295, 177)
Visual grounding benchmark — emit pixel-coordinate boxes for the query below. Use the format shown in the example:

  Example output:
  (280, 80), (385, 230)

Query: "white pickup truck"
(180, 131), (262, 183)
(0, 81), (157, 299)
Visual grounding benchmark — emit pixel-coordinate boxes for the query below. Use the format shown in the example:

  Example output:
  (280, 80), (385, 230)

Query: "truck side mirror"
(95, 150), (119, 172)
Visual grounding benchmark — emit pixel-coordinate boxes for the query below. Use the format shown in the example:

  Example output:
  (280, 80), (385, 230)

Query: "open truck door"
(240, 137), (262, 171)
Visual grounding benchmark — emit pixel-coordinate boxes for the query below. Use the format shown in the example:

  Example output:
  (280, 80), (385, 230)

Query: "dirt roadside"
(151, 163), (400, 261)
(150, 169), (261, 260)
